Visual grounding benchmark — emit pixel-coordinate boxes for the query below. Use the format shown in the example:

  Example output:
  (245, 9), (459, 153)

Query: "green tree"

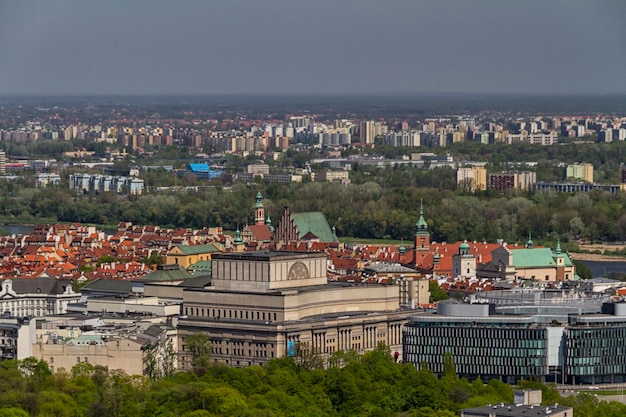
(185, 332), (212, 375)
(429, 281), (449, 302)
(573, 260), (592, 280)
(442, 352), (457, 380)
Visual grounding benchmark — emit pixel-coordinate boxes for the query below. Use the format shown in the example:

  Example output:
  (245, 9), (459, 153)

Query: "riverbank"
(569, 252), (626, 262)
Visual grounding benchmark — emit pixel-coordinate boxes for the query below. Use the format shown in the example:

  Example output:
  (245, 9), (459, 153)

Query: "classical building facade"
(177, 251), (409, 368)
(0, 278), (80, 317)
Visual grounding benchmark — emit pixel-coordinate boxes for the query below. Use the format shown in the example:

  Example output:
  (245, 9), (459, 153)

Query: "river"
(580, 260), (626, 278)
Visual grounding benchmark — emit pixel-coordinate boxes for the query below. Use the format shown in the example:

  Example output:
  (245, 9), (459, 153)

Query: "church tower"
(254, 192), (265, 225)
(413, 200), (431, 267)
(233, 227), (245, 253)
(453, 241), (476, 278)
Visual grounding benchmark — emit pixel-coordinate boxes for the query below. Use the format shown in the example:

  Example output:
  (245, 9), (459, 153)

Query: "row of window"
(567, 365), (626, 376)
(184, 306), (278, 322)
(404, 335), (545, 349)
(405, 355), (545, 375)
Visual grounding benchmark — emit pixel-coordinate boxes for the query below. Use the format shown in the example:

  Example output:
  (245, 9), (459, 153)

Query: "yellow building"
(457, 166), (487, 191)
(166, 243), (224, 269)
(566, 163), (593, 183)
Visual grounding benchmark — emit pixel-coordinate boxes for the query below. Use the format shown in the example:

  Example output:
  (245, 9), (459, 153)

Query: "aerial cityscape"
(1, 1), (626, 416)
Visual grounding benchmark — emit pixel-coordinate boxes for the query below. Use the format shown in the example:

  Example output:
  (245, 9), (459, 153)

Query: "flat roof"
(212, 251), (326, 262)
(461, 404), (571, 417)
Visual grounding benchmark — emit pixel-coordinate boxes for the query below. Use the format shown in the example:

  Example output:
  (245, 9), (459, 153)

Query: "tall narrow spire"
(254, 191), (265, 225)
(233, 226), (243, 245)
(555, 239), (561, 255)
(415, 199), (428, 235)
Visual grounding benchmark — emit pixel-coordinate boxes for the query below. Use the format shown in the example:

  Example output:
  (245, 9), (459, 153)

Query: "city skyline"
(1, 1), (625, 96)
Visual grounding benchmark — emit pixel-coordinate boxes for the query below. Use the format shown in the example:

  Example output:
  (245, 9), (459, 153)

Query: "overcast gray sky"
(1, 0), (625, 95)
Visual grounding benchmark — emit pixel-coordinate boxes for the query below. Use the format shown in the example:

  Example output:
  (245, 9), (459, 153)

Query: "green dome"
(255, 192), (264, 208)
(398, 242), (407, 254)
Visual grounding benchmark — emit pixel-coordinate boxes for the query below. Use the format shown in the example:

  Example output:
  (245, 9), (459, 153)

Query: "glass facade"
(403, 319), (547, 383)
(565, 325), (626, 384)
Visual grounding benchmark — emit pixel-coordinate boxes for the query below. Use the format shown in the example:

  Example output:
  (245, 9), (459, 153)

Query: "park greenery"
(0, 344), (624, 417)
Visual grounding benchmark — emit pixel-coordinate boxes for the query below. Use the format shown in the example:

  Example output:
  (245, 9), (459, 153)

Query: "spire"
(555, 239), (561, 255)
(265, 214), (274, 232)
(254, 191), (265, 225)
(233, 226), (243, 245)
(415, 199), (428, 235)
(526, 232), (533, 249)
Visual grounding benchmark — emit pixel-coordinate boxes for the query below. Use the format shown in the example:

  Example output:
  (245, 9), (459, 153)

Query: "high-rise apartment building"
(359, 120), (375, 144)
(457, 166), (487, 191)
(0, 150), (5, 175)
(488, 171), (536, 193)
(566, 163), (593, 183)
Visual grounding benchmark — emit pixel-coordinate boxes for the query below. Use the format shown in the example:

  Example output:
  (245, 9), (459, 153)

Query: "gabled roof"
(169, 243), (223, 256)
(246, 224), (273, 242)
(291, 212), (337, 243)
(5, 277), (74, 295)
(138, 266), (193, 282)
(177, 274), (212, 288)
(80, 278), (133, 295)
(510, 248), (559, 268)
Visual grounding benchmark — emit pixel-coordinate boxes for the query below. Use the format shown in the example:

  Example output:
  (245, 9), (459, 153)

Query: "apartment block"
(457, 166), (487, 191)
(566, 163), (593, 183)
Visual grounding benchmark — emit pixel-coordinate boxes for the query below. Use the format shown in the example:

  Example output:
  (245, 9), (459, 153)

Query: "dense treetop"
(1, 346), (623, 416)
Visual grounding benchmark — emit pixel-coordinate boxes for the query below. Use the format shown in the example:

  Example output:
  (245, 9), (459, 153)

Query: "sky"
(0, 0), (625, 96)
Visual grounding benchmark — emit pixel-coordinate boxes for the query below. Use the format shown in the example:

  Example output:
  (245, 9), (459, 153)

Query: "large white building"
(0, 278), (80, 317)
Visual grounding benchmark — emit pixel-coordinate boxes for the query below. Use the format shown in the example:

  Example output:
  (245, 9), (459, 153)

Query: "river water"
(582, 260), (626, 278)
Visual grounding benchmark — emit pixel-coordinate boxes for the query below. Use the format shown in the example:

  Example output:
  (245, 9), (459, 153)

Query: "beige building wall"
(34, 338), (146, 375)
(177, 251), (411, 369)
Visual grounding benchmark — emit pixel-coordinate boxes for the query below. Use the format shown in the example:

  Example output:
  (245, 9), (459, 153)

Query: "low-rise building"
(34, 313), (178, 376)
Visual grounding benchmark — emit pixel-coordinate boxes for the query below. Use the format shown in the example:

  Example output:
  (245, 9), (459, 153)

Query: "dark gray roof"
(80, 279), (133, 295)
(177, 274), (212, 288)
(8, 278), (73, 295)
(461, 404), (572, 417)
(144, 325), (165, 338)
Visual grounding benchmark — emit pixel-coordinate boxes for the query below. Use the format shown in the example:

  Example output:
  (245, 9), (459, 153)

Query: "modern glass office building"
(403, 303), (548, 384)
(403, 299), (626, 385)
(564, 303), (626, 385)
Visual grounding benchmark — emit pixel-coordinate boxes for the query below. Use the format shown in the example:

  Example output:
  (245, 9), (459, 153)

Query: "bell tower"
(413, 200), (431, 267)
(254, 192), (265, 225)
